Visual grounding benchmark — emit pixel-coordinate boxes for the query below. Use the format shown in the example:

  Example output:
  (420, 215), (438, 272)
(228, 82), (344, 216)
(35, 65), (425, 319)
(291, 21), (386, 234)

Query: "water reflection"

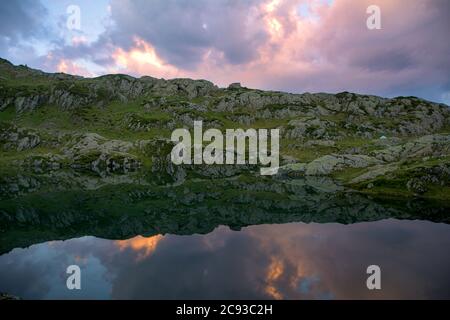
(2, 174), (449, 255)
(1, 173), (449, 299)
(116, 235), (164, 262)
(1, 219), (449, 299)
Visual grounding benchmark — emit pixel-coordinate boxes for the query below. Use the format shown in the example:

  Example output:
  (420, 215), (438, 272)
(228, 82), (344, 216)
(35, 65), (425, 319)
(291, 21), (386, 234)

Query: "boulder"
(0, 123), (40, 151)
(350, 164), (399, 184)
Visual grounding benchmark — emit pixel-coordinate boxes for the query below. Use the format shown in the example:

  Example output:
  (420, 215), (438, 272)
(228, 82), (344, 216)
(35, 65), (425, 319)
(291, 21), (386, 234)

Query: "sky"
(0, 0), (449, 104)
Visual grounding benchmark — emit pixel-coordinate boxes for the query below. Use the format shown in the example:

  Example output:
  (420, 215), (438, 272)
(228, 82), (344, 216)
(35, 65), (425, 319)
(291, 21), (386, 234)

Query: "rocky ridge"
(1, 58), (449, 200)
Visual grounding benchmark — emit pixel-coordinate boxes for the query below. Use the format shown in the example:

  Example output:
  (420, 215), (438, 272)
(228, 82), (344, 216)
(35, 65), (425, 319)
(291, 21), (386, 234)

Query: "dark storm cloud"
(107, 0), (268, 68)
(257, 0), (450, 104)
(0, 0), (51, 64)
(48, 34), (118, 66)
(0, 1), (48, 47)
(352, 48), (415, 72)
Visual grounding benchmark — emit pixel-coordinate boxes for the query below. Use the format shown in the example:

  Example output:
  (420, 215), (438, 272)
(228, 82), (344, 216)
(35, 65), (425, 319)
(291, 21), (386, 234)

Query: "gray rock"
(372, 134), (450, 162)
(305, 154), (382, 175)
(228, 83), (242, 89)
(350, 164), (399, 184)
(0, 123), (41, 151)
(406, 178), (428, 194)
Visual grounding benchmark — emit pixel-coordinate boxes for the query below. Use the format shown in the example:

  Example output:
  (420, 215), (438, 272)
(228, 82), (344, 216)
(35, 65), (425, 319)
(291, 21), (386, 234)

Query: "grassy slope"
(1, 59), (449, 201)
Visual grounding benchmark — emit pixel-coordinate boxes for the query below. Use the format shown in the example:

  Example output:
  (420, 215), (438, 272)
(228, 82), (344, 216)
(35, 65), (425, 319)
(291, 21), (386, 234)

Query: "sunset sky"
(0, 0), (449, 104)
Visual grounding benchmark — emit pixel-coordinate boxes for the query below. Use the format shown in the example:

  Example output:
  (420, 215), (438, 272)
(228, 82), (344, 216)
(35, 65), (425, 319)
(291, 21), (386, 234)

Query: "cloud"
(2, 0), (450, 103)
(294, 0), (450, 98)
(0, 0), (49, 60)
(55, 58), (95, 77)
(103, 0), (450, 102)
(107, 0), (268, 69)
(0, 0), (48, 44)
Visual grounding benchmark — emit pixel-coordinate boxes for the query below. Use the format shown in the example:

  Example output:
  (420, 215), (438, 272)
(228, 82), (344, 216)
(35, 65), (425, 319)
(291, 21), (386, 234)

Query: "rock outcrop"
(1, 57), (449, 200)
(0, 123), (40, 151)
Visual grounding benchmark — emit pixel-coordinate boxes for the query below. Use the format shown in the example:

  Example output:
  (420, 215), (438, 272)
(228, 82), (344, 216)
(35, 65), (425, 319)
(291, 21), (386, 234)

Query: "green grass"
(354, 186), (415, 199)
(334, 137), (370, 149)
(344, 156), (450, 201)
(243, 118), (287, 129)
(281, 136), (341, 162)
(0, 107), (16, 122)
(423, 186), (450, 201)
(0, 100), (175, 142)
(437, 123), (450, 134)
(0, 146), (61, 167)
(1, 64), (450, 204)
(14, 105), (73, 129)
(332, 167), (369, 181)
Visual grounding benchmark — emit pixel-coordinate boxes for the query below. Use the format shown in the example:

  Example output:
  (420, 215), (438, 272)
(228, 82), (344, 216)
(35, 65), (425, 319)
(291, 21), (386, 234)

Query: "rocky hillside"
(1, 57), (449, 200)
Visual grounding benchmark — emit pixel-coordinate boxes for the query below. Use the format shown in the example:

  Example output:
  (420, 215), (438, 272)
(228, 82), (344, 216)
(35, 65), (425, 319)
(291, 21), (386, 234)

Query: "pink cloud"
(56, 59), (94, 78)
(109, 37), (181, 79)
(34, 0), (450, 103)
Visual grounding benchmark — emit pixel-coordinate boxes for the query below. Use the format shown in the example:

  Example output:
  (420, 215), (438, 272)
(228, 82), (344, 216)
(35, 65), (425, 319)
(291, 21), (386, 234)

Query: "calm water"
(1, 220), (450, 299)
(0, 173), (449, 299)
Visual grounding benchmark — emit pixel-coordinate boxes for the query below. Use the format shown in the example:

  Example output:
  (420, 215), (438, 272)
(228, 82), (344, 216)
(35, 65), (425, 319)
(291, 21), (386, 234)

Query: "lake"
(0, 172), (449, 299)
